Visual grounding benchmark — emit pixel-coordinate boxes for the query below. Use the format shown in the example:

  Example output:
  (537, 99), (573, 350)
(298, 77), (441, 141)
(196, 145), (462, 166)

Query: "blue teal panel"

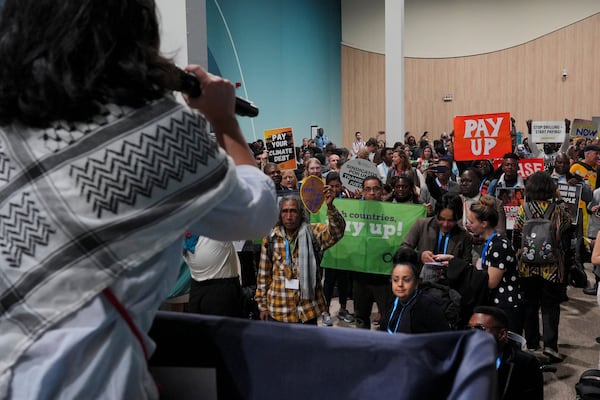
(207, 0), (341, 145)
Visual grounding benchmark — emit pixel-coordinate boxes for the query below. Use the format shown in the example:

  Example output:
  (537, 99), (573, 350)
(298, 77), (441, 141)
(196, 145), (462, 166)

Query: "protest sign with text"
(453, 112), (512, 161)
(531, 121), (566, 143)
(557, 183), (582, 225)
(496, 188), (524, 230)
(264, 127), (297, 170)
(311, 199), (426, 275)
(570, 119), (598, 139)
(300, 176), (324, 214)
(492, 158), (544, 179)
(339, 159), (379, 192)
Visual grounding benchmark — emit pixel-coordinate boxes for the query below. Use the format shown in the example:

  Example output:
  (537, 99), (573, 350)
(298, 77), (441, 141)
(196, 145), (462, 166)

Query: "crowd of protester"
(175, 120), (600, 398)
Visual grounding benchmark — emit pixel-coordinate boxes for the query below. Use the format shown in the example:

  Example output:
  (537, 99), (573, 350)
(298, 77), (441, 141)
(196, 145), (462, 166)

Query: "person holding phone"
(420, 157), (460, 213)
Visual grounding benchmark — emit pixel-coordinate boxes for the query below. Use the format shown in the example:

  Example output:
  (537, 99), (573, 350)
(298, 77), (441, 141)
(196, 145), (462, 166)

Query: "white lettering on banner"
(471, 138), (497, 156)
(519, 162), (543, 177)
(345, 221), (366, 236)
(463, 117), (503, 138)
(464, 117), (503, 156)
(345, 221), (404, 239)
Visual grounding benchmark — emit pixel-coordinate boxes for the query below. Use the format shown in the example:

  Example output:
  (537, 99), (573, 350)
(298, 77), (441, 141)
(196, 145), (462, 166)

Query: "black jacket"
(498, 344), (544, 400)
(380, 287), (451, 334)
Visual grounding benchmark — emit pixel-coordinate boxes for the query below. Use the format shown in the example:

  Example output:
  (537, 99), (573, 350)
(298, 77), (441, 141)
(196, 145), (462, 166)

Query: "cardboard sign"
(300, 175), (325, 214)
(264, 127), (297, 170)
(453, 112), (512, 161)
(339, 159), (379, 192)
(492, 158), (544, 179)
(570, 119), (598, 139)
(557, 183), (582, 225)
(531, 121), (566, 143)
(496, 188), (524, 230)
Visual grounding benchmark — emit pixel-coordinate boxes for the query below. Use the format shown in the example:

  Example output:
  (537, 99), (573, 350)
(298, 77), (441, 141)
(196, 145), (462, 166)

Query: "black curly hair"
(0, 0), (174, 126)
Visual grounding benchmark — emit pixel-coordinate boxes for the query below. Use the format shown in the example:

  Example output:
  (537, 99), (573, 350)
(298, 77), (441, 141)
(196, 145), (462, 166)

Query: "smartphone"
(436, 165), (447, 173)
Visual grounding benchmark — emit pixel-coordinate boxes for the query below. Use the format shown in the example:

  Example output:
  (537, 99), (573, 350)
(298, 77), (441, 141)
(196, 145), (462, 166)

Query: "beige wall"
(342, 12), (600, 147)
(342, 0), (600, 57)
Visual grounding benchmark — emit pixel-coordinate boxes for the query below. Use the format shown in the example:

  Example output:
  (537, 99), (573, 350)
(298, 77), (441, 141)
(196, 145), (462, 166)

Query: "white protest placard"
(531, 121), (565, 143)
(339, 159), (379, 192)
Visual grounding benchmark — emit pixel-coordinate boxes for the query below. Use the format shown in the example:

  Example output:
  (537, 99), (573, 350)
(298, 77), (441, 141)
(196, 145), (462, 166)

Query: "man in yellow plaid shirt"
(256, 188), (346, 324)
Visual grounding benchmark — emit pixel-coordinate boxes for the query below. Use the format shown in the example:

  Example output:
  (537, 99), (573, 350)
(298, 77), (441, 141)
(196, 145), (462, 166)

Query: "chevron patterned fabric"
(0, 97), (239, 393)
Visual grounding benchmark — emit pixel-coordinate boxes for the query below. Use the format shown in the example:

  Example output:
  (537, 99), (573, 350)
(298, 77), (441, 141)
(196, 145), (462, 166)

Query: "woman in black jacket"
(380, 262), (452, 334)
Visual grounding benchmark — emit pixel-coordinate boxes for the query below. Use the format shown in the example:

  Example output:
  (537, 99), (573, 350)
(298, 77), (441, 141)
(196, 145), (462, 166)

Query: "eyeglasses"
(364, 187), (382, 192)
(468, 324), (503, 331)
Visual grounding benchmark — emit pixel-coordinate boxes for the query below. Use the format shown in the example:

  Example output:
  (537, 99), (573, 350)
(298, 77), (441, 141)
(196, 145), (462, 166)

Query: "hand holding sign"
(300, 175), (325, 214)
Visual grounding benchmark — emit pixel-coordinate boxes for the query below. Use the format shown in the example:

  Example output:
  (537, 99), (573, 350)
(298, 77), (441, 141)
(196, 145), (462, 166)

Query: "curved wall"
(342, 12), (600, 145)
(342, 0), (600, 57)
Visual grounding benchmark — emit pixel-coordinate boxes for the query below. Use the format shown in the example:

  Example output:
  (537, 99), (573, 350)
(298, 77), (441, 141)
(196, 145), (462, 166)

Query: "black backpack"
(419, 281), (462, 330)
(520, 202), (560, 265)
(576, 369), (600, 399)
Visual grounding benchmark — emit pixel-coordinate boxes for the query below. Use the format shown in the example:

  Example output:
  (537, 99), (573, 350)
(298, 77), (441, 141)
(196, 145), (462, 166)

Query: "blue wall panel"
(207, 0), (341, 144)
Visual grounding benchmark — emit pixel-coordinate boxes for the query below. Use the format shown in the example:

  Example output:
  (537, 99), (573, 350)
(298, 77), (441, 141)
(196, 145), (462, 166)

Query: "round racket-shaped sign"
(300, 175), (325, 214)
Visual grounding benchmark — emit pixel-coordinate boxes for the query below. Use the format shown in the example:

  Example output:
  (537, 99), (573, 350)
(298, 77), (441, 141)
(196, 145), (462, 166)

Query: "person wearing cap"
(571, 144), (600, 295)
(570, 144), (600, 190)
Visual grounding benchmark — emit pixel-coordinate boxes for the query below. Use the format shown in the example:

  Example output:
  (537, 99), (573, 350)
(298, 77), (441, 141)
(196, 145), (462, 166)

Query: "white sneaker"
(322, 312), (333, 326)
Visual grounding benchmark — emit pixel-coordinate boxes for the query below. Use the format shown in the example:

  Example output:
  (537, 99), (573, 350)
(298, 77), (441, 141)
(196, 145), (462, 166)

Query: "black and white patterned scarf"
(0, 97), (237, 394)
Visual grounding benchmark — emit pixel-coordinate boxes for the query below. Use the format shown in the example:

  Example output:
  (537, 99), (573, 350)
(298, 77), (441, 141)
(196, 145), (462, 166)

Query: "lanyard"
(387, 290), (419, 334)
(285, 237), (295, 265)
(480, 231), (497, 268)
(436, 231), (450, 254)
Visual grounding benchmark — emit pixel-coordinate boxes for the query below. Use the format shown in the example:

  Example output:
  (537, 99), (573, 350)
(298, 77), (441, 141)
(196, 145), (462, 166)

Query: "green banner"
(311, 199), (427, 275)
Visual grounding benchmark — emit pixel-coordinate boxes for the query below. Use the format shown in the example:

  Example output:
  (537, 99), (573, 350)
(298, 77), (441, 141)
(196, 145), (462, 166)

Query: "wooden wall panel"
(341, 46), (385, 146)
(341, 13), (600, 147)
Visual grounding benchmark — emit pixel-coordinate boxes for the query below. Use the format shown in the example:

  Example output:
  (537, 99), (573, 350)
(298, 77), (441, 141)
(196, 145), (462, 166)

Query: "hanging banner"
(453, 112), (512, 161)
(264, 127), (297, 170)
(311, 199), (427, 275)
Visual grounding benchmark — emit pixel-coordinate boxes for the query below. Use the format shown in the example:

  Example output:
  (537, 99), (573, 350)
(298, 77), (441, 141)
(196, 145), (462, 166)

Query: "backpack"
(576, 369), (600, 399)
(520, 202), (560, 265)
(419, 281), (462, 330)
